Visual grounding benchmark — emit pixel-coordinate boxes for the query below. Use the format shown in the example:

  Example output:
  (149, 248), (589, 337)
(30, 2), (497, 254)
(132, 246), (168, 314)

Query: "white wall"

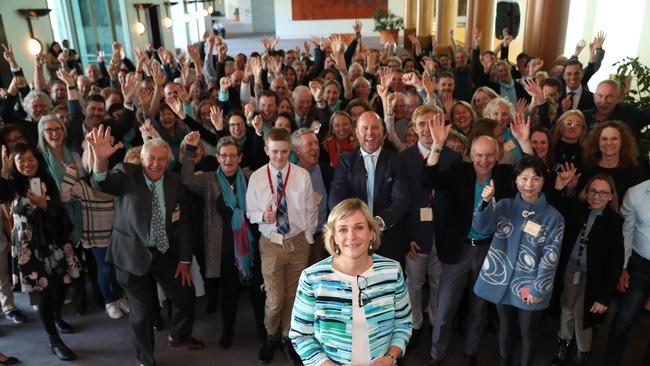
(564, 0), (649, 90)
(274, 0), (405, 39)
(252, 0), (275, 33)
(0, 0), (55, 82)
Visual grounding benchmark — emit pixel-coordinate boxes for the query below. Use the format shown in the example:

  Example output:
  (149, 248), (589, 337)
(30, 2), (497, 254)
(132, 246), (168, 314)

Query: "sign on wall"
(291, 0), (387, 20)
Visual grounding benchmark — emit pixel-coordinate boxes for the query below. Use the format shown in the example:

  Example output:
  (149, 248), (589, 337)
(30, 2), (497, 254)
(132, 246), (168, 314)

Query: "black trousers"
(38, 272), (66, 335)
(496, 304), (543, 366)
(217, 250), (265, 336)
(115, 251), (195, 366)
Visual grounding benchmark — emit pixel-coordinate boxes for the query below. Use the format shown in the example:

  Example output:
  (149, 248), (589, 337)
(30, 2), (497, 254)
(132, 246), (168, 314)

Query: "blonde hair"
(323, 198), (381, 256)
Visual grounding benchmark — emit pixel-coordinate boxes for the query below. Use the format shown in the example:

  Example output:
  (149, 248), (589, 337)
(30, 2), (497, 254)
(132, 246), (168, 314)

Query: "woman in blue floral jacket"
(473, 155), (564, 366)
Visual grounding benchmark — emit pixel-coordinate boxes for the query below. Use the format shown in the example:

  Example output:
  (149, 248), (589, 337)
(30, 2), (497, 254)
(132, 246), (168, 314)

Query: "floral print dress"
(11, 196), (80, 293)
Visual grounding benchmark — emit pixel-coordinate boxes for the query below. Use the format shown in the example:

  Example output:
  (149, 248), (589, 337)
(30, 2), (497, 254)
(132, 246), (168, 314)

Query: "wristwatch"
(374, 216), (386, 231)
(384, 352), (397, 366)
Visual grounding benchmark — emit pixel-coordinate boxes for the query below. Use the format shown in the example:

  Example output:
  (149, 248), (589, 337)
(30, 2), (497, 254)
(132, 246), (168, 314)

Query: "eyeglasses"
(218, 153), (240, 160)
(357, 275), (369, 307)
(562, 120), (584, 128)
(588, 189), (611, 197)
(229, 122), (245, 127)
(44, 127), (64, 134)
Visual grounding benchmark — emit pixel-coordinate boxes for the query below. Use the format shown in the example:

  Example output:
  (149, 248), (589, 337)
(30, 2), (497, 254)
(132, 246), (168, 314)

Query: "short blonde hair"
(323, 198), (381, 256)
(411, 104), (444, 124)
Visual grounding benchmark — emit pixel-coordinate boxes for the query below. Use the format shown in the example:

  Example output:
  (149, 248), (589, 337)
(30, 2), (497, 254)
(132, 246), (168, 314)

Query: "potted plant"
(372, 9), (404, 44)
(233, 7), (240, 21)
(614, 57), (650, 157)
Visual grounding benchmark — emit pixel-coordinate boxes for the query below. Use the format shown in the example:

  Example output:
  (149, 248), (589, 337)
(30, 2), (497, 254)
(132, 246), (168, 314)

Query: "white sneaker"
(105, 302), (124, 319)
(117, 297), (130, 314)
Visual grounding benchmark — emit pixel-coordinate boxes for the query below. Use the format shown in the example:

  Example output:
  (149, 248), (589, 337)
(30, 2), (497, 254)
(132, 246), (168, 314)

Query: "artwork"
(292, 0), (387, 20)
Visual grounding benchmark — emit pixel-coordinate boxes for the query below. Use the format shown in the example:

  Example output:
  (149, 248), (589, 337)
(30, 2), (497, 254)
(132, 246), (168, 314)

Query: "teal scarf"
(330, 100), (342, 113)
(499, 78), (517, 104)
(42, 145), (83, 244)
(216, 168), (254, 280)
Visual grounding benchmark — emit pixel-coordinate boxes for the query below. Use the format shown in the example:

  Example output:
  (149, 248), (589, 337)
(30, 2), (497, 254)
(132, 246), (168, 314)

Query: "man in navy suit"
(560, 60), (594, 113)
(328, 111), (410, 264)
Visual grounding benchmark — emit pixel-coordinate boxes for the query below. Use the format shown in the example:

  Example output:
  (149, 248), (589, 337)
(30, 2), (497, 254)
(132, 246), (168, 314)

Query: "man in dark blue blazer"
(328, 111), (410, 264)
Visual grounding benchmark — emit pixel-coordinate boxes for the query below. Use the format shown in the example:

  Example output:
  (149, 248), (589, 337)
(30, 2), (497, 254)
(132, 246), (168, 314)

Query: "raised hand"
(244, 102), (255, 120)
(308, 80), (323, 101)
(119, 72), (137, 103)
(250, 56), (263, 78)
(217, 43), (228, 62)
(574, 39), (587, 56)
(165, 95), (184, 116)
(187, 44), (201, 68)
(1, 43), (16, 66)
(422, 72), (436, 97)
(219, 76), (232, 92)
(209, 105), (224, 131)
(157, 47), (167, 64)
(97, 50), (105, 63)
(441, 93), (454, 114)
(1, 145), (13, 179)
(401, 72), (421, 88)
(86, 125), (124, 163)
(353, 20), (362, 34)
(184, 131), (201, 147)
(590, 31), (607, 51)
(428, 112), (450, 146)
(376, 84), (389, 101)
(56, 69), (76, 86)
(528, 58), (544, 76)
(420, 56), (437, 75)
(137, 87), (153, 107)
(554, 162), (577, 190)
(502, 27), (513, 46)
(35, 53), (47, 67)
(515, 98), (528, 115)
(329, 34), (344, 54)
(139, 119), (161, 140)
(523, 78), (543, 100)
(472, 28), (482, 48)
(481, 179), (495, 202)
(378, 66), (393, 87)
(510, 113), (530, 143)
(151, 63), (166, 86)
(385, 91), (397, 115)
(252, 114), (263, 135)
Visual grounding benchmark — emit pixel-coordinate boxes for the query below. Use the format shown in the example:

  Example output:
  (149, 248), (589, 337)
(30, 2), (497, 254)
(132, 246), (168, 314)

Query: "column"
(523, 0), (570, 68)
(404, 0), (417, 49)
(435, 0), (457, 47)
(466, 0), (495, 52)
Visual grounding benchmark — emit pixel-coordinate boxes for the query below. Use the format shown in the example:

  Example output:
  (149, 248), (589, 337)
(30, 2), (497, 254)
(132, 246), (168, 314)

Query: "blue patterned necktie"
(276, 171), (290, 235)
(365, 154), (375, 214)
(150, 183), (169, 253)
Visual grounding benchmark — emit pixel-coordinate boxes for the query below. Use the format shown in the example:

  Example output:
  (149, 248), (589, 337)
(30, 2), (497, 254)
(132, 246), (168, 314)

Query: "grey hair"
(352, 76), (371, 89)
(597, 79), (621, 94)
(292, 85), (311, 101)
(37, 114), (67, 152)
(141, 138), (173, 161)
(291, 127), (316, 148)
(483, 97), (514, 119)
(22, 90), (52, 119)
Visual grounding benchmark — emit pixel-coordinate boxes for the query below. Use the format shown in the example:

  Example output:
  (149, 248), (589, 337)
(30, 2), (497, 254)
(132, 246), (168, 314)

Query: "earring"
(335, 245), (340, 255)
(369, 242), (373, 251)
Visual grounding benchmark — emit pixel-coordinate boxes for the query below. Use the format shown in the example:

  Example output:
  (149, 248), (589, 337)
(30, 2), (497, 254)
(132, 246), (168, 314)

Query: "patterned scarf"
(216, 167), (254, 281)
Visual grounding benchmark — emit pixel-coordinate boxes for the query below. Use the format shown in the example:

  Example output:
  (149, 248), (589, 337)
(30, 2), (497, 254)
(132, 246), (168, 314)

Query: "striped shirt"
(289, 255), (412, 366)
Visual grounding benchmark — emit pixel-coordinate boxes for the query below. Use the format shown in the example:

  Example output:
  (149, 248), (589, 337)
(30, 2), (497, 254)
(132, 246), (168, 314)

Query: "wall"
(122, 0), (176, 55)
(252, 0), (275, 33)
(0, 0), (55, 83)
(274, 0), (405, 38)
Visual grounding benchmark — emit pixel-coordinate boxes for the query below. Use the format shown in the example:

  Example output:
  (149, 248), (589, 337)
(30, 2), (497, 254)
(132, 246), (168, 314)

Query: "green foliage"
(372, 9), (404, 31)
(233, 7), (239, 14)
(614, 57), (650, 156)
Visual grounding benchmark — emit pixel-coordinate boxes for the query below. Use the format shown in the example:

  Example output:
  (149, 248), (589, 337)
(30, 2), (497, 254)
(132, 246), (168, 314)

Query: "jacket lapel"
(373, 150), (388, 198)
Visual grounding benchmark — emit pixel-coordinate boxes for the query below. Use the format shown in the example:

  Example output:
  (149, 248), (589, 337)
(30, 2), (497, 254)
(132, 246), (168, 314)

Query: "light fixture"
(162, 2), (177, 29)
(201, 8), (209, 17)
(17, 9), (51, 56)
(133, 3), (153, 36)
(208, 5), (213, 13)
(183, 1), (191, 22)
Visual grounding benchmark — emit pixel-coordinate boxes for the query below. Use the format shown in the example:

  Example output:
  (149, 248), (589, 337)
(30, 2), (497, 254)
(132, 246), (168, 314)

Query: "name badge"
(503, 140), (516, 152)
(420, 207), (433, 222)
(270, 232), (284, 245)
(523, 220), (541, 236)
(314, 192), (323, 205)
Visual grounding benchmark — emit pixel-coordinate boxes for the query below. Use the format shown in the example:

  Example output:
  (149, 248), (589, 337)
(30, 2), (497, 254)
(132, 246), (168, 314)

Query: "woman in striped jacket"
(289, 198), (412, 366)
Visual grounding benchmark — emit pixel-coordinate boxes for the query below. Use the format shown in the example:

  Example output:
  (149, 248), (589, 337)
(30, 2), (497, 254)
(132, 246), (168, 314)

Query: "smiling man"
(328, 111), (410, 266)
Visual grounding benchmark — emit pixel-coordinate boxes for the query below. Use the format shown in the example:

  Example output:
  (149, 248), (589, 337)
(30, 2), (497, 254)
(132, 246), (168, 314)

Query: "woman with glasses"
(180, 131), (265, 349)
(579, 121), (648, 205)
(290, 198), (412, 366)
(550, 110), (587, 172)
(473, 155), (565, 366)
(549, 171), (624, 366)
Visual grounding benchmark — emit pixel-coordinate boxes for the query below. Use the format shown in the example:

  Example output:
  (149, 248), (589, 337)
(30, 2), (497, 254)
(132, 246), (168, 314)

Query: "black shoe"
(55, 318), (74, 334)
(280, 337), (302, 365)
(49, 335), (76, 361)
(463, 353), (477, 366)
(572, 351), (589, 366)
(258, 335), (280, 364)
(219, 331), (233, 350)
(551, 336), (571, 365)
(0, 355), (18, 365)
(429, 359), (443, 366)
(5, 310), (26, 324)
(499, 357), (510, 366)
(153, 314), (164, 331)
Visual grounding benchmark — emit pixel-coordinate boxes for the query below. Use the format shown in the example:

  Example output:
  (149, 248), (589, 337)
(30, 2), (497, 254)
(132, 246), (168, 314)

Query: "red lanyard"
(267, 164), (291, 207)
(419, 150), (433, 205)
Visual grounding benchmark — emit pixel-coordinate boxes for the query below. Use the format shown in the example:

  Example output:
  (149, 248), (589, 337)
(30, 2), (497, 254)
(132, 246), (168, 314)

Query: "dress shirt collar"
(566, 84), (583, 95)
(268, 162), (289, 179)
(417, 141), (431, 157)
(360, 146), (381, 160)
(143, 172), (164, 189)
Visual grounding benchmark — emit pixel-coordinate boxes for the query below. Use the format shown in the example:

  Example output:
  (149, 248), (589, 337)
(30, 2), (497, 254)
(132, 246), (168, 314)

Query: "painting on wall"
(291, 0), (387, 20)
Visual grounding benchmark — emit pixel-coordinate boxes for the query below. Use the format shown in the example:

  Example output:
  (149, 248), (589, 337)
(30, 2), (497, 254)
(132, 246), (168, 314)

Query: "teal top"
(289, 255), (412, 366)
(468, 174), (493, 240)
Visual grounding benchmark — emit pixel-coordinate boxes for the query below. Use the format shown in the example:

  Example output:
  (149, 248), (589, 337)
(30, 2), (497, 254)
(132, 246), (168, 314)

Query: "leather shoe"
(259, 335), (280, 364)
(55, 318), (74, 334)
(219, 331), (233, 350)
(463, 353), (477, 366)
(281, 337), (302, 365)
(429, 359), (443, 366)
(152, 314), (164, 331)
(167, 336), (205, 350)
(49, 335), (76, 361)
(0, 355), (18, 365)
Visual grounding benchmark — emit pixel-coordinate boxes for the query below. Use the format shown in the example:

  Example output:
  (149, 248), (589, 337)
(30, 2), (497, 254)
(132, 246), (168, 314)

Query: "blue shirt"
(620, 179), (650, 267)
(468, 175), (493, 240)
(305, 163), (327, 232)
(568, 208), (602, 272)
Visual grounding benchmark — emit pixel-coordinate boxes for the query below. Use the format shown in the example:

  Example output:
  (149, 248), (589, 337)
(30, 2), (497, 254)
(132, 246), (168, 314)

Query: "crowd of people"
(0, 19), (649, 366)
